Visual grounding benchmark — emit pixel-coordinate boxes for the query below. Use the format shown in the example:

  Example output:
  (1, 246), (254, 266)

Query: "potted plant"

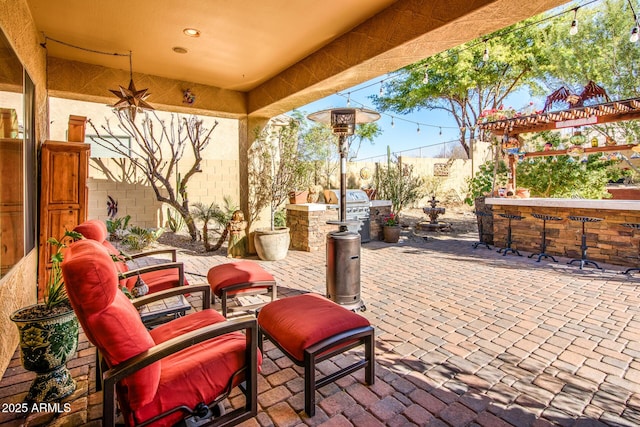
(382, 213), (401, 243)
(248, 117), (311, 260)
(10, 230), (82, 403)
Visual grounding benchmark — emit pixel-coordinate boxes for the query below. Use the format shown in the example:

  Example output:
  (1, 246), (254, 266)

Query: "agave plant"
(44, 230), (85, 309)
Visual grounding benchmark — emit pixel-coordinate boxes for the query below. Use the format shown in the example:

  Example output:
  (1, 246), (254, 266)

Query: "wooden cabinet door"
(38, 141), (89, 298)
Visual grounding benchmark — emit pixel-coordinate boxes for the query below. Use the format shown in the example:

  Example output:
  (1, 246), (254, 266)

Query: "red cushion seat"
(132, 310), (262, 426)
(257, 293), (371, 361)
(207, 262), (275, 296)
(207, 262), (277, 317)
(62, 239), (261, 427)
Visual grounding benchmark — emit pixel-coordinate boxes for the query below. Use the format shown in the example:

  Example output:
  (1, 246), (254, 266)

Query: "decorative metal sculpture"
(110, 53), (154, 120)
(543, 80), (610, 112)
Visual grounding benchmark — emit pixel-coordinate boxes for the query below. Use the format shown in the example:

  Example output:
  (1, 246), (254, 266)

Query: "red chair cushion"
(126, 309), (263, 427)
(62, 239), (160, 410)
(207, 262), (274, 297)
(121, 268), (185, 293)
(73, 219), (108, 242)
(74, 220), (189, 291)
(257, 293), (370, 361)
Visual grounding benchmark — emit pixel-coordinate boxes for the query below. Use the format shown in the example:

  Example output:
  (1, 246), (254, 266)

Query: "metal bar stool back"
(472, 210), (492, 249)
(528, 213), (563, 262)
(496, 213), (524, 256)
(567, 216), (604, 270)
(621, 223), (640, 274)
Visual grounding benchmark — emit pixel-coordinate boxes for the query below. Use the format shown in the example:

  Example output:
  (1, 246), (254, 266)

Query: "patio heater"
(307, 108), (380, 311)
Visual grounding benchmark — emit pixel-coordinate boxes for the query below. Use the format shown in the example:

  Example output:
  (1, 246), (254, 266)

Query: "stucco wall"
(49, 98), (241, 228)
(0, 0), (49, 379)
(347, 139), (493, 209)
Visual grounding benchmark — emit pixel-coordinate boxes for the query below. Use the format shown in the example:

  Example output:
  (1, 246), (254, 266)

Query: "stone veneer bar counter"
(486, 198), (640, 267)
(286, 201), (392, 252)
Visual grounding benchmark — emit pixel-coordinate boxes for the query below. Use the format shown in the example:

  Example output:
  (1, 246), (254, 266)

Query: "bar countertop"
(485, 197), (640, 211)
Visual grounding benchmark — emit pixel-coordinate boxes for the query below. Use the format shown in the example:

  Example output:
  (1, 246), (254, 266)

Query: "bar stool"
(497, 213), (524, 256)
(568, 216), (603, 270)
(621, 223), (640, 274)
(472, 210), (492, 249)
(528, 213), (563, 262)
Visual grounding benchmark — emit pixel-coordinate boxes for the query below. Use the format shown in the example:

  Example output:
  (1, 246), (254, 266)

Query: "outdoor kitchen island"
(286, 199), (392, 252)
(486, 197), (640, 267)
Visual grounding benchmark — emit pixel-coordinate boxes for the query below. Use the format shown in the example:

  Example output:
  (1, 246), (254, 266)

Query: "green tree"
(375, 147), (426, 215)
(294, 110), (383, 187)
(536, 0), (640, 142)
(248, 119), (312, 229)
(371, 18), (548, 157)
(516, 132), (627, 198)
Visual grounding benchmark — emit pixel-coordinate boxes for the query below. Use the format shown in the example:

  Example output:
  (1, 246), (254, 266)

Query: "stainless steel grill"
(328, 189), (370, 243)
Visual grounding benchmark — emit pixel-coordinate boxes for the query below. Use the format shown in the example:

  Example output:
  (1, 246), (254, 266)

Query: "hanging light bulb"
(631, 25), (639, 42)
(391, 117), (395, 128)
(422, 67), (429, 84)
(439, 127), (442, 136)
(569, 8), (579, 36)
(482, 40), (489, 62)
(417, 124), (421, 134)
(629, 0), (639, 42)
(379, 82), (384, 96)
(346, 93), (351, 107)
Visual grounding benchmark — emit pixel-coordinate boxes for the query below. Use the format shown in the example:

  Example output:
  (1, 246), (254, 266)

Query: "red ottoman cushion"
(207, 262), (274, 296)
(257, 293), (370, 361)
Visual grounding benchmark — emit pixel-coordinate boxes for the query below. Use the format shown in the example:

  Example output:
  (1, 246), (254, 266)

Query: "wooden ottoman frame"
(257, 294), (375, 417)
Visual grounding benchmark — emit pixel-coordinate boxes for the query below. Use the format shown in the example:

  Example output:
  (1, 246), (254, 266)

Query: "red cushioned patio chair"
(74, 219), (188, 294)
(62, 239), (260, 427)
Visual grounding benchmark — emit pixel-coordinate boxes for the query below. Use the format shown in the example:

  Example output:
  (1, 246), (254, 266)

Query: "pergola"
(477, 96), (640, 191)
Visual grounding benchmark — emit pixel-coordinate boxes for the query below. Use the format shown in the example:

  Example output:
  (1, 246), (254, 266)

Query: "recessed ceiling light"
(173, 46), (188, 54)
(183, 28), (201, 37)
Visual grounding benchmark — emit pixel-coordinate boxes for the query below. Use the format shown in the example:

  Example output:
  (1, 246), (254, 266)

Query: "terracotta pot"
(383, 225), (401, 243)
(288, 190), (309, 204)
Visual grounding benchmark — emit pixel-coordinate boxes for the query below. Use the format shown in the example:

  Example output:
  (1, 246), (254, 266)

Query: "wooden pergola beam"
(478, 97), (640, 135)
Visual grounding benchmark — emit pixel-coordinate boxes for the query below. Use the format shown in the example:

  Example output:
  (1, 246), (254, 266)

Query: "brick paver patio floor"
(1, 225), (639, 426)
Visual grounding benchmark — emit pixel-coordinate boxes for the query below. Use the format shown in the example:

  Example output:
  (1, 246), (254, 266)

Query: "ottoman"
(207, 261), (277, 317)
(257, 293), (375, 416)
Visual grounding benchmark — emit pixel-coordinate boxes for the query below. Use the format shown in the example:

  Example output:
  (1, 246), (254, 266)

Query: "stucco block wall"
(87, 158), (240, 228)
(49, 98), (242, 228)
(347, 140), (492, 209)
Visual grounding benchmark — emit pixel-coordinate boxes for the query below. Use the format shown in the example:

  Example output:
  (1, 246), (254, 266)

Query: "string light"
(569, 7), (579, 35)
(422, 67), (429, 84)
(330, 0), (603, 135)
(379, 82), (384, 96)
(628, 0), (640, 42)
(417, 124), (421, 134)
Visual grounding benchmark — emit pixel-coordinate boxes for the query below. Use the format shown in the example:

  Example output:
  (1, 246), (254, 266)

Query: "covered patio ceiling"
(27, 0), (570, 119)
